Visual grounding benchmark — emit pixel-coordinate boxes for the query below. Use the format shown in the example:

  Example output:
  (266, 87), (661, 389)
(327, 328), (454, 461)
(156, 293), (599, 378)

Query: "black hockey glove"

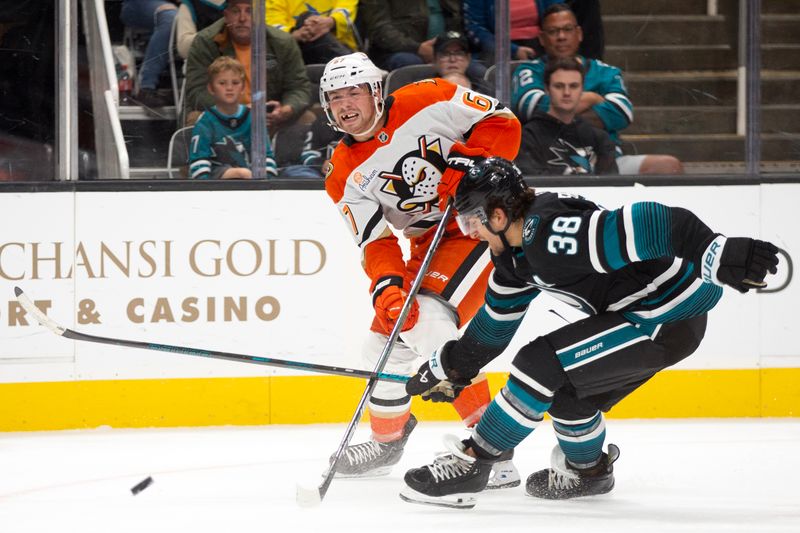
(406, 340), (477, 402)
(710, 237), (780, 293)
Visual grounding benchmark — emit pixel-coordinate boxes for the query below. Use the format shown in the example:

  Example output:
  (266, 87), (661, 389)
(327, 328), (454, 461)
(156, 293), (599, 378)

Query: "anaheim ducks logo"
(379, 136), (446, 212)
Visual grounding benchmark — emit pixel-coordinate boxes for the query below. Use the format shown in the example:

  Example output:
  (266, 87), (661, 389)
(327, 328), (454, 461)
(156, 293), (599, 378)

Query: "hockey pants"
(472, 312), (707, 466)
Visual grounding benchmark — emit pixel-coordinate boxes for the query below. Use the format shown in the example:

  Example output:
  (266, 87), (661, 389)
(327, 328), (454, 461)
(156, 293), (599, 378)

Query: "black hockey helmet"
(454, 157), (527, 235)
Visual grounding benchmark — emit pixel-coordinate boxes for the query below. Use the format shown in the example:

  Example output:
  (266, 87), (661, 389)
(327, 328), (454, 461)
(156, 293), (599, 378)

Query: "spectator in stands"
(358, 0), (463, 72)
(120, 0), (178, 108)
(512, 4), (683, 175)
(175, 0), (225, 60)
(188, 56), (278, 179)
(432, 31), (493, 95)
(184, 0), (312, 137)
(463, 0), (561, 63)
(267, 1), (357, 64)
(516, 57), (617, 175)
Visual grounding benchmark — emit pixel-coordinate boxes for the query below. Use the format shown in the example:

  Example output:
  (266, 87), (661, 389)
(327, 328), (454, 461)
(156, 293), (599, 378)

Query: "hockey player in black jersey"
(516, 57), (617, 175)
(399, 157), (780, 509)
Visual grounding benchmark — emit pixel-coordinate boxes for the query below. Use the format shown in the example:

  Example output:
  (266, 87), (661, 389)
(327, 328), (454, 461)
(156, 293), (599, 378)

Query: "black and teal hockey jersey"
(189, 104), (276, 179)
(462, 192), (724, 358)
(512, 56), (633, 147)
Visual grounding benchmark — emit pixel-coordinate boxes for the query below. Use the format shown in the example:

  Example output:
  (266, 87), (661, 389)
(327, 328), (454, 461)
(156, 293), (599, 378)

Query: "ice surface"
(1, 419), (799, 532)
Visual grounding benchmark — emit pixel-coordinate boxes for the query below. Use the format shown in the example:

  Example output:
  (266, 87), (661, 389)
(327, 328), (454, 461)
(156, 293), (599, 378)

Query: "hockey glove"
(438, 143), (488, 211)
(421, 380), (467, 403)
(702, 236), (779, 293)
(373, 276), (419, 334)
(406, 340), (475, 401)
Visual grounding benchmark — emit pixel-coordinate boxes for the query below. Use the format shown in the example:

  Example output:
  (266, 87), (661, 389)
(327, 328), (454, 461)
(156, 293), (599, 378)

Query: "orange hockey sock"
(452, 373), (491, 428)
(370, 411), (411, 443)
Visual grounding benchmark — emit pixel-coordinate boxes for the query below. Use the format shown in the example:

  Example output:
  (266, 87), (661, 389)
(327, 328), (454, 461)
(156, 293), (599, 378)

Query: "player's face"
(539, 11), (582, 59)
(457, 207), (503, 243)
(327, 84), (378, 137)
(435, 44), (470, 76)
(547, 69), (583, 115)
(208, 69), (245, 106)
(224, 3), (252, 45)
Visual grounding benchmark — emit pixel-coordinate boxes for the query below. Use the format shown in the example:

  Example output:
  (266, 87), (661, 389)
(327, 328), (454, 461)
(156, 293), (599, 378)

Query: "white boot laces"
(548, 468), (579, 490)
(426, 434), (475, 482)
(344, 440), (383, 465)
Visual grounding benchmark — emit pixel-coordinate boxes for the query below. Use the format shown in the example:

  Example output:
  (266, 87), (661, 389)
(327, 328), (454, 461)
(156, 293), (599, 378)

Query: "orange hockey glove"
(438, 143), (488, 211)
(372, 276), (419, 334)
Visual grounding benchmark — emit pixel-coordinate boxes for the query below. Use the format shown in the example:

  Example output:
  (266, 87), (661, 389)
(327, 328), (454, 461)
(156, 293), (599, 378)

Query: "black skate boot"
(486, 447), (521, 490)
(400, 435), (495, 509)
(526, 443), (620, 499)
(333, 414), (417, 477)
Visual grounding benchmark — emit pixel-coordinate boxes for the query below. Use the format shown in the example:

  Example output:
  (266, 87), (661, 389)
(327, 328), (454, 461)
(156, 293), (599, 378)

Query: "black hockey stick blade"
(14, 287), (409, 384)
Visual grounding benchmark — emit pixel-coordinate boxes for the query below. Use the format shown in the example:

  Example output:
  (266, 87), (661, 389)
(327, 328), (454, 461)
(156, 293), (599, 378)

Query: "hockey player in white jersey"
(321, 52), (522, 485)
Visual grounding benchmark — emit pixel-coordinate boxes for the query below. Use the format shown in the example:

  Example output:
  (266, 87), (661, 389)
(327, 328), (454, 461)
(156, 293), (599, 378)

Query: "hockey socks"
(471, 375), (553, 456)
(452, 373), (491, 428)
(552, 411), (607, 468)
(370, 411), (411, 443)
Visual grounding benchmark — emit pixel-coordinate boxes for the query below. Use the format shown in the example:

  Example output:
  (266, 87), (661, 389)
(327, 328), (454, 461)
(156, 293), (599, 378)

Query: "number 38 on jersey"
(547, 216), (581, 255)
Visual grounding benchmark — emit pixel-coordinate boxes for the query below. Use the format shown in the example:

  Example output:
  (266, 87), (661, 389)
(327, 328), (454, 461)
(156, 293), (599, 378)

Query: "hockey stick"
(13, 287), (409, 384)
(296, 200), (455, 507)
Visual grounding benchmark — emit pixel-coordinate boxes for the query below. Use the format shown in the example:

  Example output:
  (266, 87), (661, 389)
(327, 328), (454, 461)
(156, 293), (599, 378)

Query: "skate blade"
(398, 487), (477, 509)
(333, 466), (392, 478)
(484, 478), (521, 490)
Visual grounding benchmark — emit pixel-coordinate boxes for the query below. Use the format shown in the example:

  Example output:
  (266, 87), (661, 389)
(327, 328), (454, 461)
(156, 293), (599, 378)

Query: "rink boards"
(0, 184), (797, 430)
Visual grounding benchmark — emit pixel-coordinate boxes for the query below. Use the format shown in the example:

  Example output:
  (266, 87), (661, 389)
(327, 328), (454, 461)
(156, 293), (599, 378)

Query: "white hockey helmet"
(319, 52), (384, 133)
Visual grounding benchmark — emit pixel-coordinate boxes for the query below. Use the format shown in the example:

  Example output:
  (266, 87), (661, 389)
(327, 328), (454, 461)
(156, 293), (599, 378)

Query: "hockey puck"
(131, 476), (153, 495)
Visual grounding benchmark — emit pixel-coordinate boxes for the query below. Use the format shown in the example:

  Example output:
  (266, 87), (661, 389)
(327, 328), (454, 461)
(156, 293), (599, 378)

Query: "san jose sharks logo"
(212, 135), (249, 168)
(548, 139), (596, 175)
(379, 136), (446, 212)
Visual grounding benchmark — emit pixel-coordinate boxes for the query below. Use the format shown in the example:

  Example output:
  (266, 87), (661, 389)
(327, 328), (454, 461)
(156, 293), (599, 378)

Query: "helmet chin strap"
(483, 208), (514, 250)
(325, 93), (384, 136)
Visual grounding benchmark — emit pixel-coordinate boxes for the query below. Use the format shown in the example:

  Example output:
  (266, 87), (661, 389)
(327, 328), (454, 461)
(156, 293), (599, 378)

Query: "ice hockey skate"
(332, 414), (417, 478)
(399, 434), (495, 509)
(526, 443), (620, 499)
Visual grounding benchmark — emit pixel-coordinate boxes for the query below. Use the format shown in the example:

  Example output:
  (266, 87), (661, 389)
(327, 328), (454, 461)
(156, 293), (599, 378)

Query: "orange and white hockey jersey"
(325, 78), (521, 290)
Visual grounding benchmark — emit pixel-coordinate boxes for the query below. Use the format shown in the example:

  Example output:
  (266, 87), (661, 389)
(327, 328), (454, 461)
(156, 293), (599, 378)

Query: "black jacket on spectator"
(516, 111), (618, 175)
(360, 0), (462, 68)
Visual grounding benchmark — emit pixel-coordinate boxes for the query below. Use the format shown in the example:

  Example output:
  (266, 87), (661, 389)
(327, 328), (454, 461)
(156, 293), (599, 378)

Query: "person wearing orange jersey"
(320, 52), (522, 484)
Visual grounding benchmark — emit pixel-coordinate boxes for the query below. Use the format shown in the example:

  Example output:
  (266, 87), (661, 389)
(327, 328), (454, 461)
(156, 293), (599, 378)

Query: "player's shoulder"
(533, 191), (598, 217)
(391, 78), (458, 110)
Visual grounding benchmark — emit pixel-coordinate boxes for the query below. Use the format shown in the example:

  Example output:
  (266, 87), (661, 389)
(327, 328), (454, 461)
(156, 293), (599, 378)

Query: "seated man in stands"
(432, 31), (493, 95)
(189, 56), (278, 179)
(184, 0), (312, 139)
(515, 57), (617, 175)
(512, 3), (683, 175)
(267, 0), (356, 64)
(175, 0), (225, 60)
(359, 0), (462, 71)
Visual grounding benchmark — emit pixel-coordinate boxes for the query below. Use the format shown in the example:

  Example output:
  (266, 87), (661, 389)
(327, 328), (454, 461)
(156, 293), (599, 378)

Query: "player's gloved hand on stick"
(421, 380), (466, 403)
(707, 236), (779, 293)
(438, 143), (487, 211)
(406, 340), (476, 402)
(373, 276), (419, 334)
